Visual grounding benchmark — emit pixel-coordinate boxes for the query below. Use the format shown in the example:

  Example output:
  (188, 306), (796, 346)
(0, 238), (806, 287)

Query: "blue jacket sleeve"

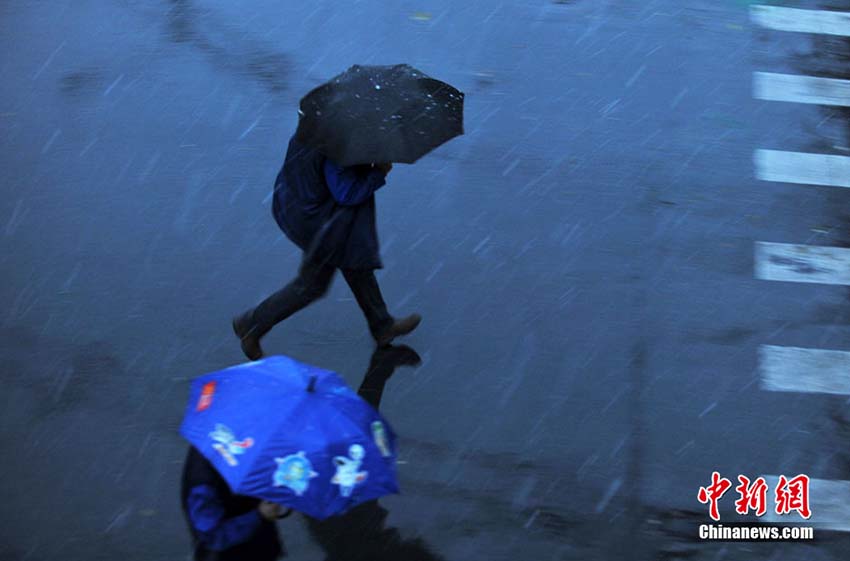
(323, 160), (387, 206)
(187, 485), (264, 551)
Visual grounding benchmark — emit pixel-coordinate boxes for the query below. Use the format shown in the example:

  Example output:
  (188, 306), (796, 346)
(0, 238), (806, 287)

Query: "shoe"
(375, 314), (421, 347)
(232, 310), (264, 361)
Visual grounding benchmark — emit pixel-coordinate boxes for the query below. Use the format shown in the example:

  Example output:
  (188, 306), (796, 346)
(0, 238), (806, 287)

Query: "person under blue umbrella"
(179, 346), (420, 559)
(180, 355), (402, 521)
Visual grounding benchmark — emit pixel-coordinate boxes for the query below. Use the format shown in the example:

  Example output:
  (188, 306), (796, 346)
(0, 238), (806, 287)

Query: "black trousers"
(252, 258), (393, 338)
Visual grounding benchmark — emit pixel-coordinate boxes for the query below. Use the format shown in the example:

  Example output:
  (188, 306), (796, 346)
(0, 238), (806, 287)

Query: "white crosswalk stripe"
(753, 72), (850, 107)
(755, 242), (850, 286)
(751, 5), (850, 36)
(754, 150), (850, 188)
(761, 477), (850, 531)
(760, 345), (850, 395)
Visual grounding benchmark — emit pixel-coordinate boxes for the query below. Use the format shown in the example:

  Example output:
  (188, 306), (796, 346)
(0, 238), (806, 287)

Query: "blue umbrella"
(179, 355), (399, 520)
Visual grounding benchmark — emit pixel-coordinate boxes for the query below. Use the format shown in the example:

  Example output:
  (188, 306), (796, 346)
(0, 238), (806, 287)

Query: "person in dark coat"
(232, 136), (421, 360)
(306, 345), (446, 561)
(181, 446), (289, 561)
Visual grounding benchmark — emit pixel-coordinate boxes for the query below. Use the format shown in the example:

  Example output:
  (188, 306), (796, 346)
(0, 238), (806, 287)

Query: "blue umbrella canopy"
(180, 355), (399, 520)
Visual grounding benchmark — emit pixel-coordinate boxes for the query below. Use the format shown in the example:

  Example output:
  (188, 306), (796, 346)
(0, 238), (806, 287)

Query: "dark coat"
(272, 137), (383, 270)
(181, 447), (284, 561)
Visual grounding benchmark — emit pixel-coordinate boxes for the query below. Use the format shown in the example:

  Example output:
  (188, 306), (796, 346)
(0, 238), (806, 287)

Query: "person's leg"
(254, 259), (336, 331)
(233, 258), (336, 359)
(340, 269), (394, 338)
(341, 269), (423, 345)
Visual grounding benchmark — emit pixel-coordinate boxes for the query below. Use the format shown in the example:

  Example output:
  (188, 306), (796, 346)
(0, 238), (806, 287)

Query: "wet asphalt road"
(1, 0), (850, 560)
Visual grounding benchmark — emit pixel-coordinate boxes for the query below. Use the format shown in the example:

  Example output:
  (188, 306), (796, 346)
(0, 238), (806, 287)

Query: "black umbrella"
(294, 64), (464, 167)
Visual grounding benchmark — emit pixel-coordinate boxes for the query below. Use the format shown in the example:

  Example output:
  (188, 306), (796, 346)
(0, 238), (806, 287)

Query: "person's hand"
(258, 501), (284, 521)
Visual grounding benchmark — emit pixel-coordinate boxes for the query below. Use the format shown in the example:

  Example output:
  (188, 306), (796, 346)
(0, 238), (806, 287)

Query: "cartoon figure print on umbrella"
(232, 64), (464, 360)
(179, 354), (405, 521)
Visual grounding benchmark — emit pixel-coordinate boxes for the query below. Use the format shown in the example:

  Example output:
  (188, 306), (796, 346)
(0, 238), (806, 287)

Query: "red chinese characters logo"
(775, 474), (811, 519)
(698, 472), (811, 521)
(735, 475), (768, 517)
(697, 471), (732, 521)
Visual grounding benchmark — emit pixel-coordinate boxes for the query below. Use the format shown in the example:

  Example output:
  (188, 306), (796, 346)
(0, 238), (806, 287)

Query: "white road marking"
(751, 5), (850, 36)
(762, 477), (850, 531)
(755, 242), (850, 286)
(754, 72), (850, 107)
(760, 345), (850, 395)
(754, 150), (850, 188)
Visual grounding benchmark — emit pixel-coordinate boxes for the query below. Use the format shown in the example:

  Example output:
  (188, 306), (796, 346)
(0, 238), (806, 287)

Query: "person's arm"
(323, 160), (388, 206)
(187, 485), (264, 551)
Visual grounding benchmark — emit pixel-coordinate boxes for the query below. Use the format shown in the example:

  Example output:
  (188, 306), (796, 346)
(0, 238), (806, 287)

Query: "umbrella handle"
(307, 375), (317, 393)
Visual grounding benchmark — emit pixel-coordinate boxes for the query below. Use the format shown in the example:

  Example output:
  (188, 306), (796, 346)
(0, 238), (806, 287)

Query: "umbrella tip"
(307, 375), (317, 393)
